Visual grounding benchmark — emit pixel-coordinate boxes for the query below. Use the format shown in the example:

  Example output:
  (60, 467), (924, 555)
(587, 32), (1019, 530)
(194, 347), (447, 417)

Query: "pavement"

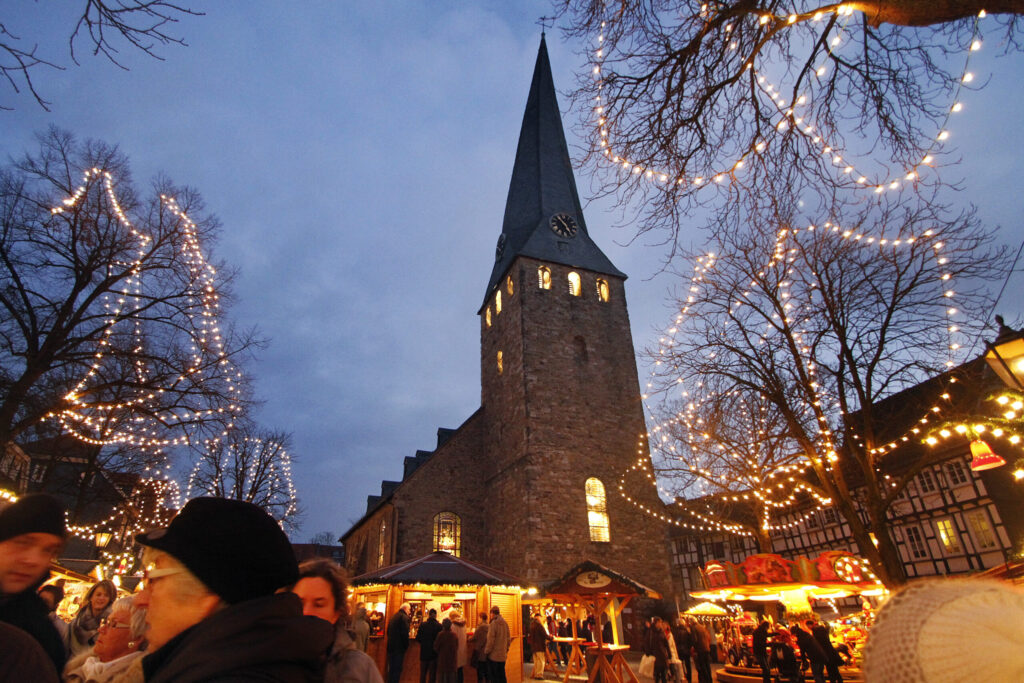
(525, 651), (726, 682)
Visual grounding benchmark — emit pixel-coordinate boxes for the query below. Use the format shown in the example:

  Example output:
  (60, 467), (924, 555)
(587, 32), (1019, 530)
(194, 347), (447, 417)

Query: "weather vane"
(537, 16), (555, 35)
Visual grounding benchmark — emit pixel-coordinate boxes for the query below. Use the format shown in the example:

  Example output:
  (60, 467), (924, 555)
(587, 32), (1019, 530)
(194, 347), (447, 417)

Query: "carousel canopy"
(351, 551), (524, 587)
(684, 602), (728, 616)
(544, 560), (661, 599)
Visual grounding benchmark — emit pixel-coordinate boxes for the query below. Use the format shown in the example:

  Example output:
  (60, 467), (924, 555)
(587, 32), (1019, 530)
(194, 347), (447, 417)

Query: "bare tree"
(187, 425), (300, 530)
(308, 530), (337, 545)
(646, 195), (1005, 586)
(0, 128), (255, 460)
(2, 1), (201, 110)
(556, 1), (1022, 247)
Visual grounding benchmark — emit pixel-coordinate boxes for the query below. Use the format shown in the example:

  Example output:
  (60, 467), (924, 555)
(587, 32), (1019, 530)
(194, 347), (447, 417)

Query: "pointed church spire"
(481, 34), (624, 311)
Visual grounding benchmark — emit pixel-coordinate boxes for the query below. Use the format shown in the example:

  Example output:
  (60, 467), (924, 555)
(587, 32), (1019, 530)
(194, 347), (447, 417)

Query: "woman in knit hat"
(67, 580), (116, 656)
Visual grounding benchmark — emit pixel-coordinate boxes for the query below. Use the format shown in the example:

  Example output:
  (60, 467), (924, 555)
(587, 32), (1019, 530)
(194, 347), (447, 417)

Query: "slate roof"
(481, 34), (624, 312)
(351, 550), (525, 587)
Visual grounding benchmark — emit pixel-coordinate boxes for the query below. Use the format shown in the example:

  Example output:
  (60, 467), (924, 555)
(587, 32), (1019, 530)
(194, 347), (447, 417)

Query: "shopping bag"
(639, 654), (655, 678)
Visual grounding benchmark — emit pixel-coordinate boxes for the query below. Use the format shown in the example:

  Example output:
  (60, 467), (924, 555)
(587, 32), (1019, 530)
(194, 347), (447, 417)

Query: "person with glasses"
(63, 595), (147, 683)
(131, 497), (333, 682)
(0, 493), (69, 675)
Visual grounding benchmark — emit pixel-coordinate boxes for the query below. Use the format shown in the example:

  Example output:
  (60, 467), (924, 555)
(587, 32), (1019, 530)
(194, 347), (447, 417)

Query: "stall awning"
(544, 560), (661, 600)
(351, 551), (524, 587)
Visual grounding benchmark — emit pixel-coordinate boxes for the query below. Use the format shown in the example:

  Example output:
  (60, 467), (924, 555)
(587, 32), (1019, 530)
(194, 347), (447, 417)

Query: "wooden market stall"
(544, 561), (661, 683)
(351, 551), (525, 683)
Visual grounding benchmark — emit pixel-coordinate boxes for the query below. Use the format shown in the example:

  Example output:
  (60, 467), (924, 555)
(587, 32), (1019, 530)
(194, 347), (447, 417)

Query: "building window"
(904, 526), (928, 559)
(945, 459), (969, 486)
(821, 507), (838, 525)
(966, 510), (997, 549)
(485, 307), (491, 327)
(377, 519), (387, 568)
(568, 272), (581, 297)
(934, 518), (961, 554)
(433, 512), (462, 556)
(495, 290), (502, 314)
(596, 279), (610, 302)
(538, 266), (551, 290)
(919, 469), (936, 493)
(497, 351), (503, 374)
(585, 477), (610, 542)
(506, 276), (514, 296)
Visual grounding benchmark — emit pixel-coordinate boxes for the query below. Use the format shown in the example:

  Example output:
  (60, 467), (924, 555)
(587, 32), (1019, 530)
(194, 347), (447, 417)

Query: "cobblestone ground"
(524, 652), (726, 682)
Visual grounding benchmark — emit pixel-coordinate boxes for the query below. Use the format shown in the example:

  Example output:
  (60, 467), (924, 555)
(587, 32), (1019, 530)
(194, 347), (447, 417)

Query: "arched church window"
(596, 279), (610, 302)
(433, 512), (462, 556)
(497, 351), (503, 374)
(377, 519), (388, 568)
(496, 290), (502, 314)
(507, 276), (514, 296)
(585, 478), (610, 542)
(568, 272), (581, 297)
(485, 307), (491, 327)
(538, 266), (551, 290)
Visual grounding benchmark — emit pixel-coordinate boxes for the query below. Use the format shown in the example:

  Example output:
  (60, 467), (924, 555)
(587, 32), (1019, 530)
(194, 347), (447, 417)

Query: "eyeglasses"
(141, 565), (186, 588)
(99, 617), (130, 630)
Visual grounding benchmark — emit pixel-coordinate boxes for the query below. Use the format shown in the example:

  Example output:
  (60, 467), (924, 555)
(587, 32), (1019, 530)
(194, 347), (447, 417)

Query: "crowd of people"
(749, 614), (846, 683)
(0, 493), (383, 682)
(641, 615), (712, 683)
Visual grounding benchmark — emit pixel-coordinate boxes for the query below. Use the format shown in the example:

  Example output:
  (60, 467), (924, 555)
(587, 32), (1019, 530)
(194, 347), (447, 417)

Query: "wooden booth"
(351, 551), (525, 683)
(543, 561), (661, 683)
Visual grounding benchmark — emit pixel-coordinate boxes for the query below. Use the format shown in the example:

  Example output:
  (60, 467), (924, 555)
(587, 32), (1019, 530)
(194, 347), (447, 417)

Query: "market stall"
(544, 561), (660, 683)
(350, 551), (525, 683)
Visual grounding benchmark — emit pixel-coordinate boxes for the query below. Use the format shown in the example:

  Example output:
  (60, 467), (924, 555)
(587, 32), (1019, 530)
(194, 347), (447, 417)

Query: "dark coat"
(387, 610), (411, 655)
(769, 642), (800, 679)
(752, 621), (771, 661)
(811, 624), (843, 665)
(416, 617), (443, 661)
(435, 629), (459, 673)
(793, 626), (827, 665)
(649, 627), (670, 669)
(671, 624), (692, 660)
(0, 621), (59, 683)
(0, 586), (66, 674)
(529, 620), (549, 652)
(141, 593), (333, 683)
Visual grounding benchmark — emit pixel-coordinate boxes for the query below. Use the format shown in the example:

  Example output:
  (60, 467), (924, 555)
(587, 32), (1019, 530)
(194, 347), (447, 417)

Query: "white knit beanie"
(863, 578), (1024, 682)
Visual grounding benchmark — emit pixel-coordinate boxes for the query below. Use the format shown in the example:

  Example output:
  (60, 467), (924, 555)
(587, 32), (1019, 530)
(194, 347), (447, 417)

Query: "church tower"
(478, 35), (670, 590)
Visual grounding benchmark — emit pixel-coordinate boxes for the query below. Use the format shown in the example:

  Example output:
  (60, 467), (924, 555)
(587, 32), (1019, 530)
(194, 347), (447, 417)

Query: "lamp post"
(94, 531), (112, 549)
(984, 315), (1024, 391)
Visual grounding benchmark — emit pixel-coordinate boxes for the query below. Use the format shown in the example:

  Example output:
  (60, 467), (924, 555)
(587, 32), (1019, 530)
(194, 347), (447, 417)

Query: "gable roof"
(481, 34), (624, 312)
(351, 550), (524, 587)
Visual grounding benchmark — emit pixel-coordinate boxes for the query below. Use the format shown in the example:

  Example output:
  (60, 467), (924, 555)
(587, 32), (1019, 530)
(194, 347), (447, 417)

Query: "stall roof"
(351, 551), (524, 587)
(544, 560), (661, 599)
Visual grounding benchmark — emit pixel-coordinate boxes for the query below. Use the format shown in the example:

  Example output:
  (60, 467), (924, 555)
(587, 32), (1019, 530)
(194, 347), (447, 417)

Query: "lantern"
(969, 439), (1006, 471)
(985, 316), (1024, 390)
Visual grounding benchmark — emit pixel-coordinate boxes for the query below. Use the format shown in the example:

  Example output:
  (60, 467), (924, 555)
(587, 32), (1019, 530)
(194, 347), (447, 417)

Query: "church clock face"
(495, 233), (506, 261)
(550, 213), (578, 238)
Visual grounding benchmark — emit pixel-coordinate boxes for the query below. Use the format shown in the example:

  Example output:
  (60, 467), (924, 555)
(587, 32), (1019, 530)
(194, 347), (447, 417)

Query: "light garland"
(589, 6), (988, 194)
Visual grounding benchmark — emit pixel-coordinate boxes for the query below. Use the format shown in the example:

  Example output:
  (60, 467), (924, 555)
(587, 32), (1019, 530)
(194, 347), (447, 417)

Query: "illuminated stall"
(351, 551), (525, 683)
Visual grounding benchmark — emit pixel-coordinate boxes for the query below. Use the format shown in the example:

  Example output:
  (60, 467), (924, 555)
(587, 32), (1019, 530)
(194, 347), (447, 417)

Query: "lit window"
(904, 526), (927, 559)
(433, 512), (462, 556)
(596, 279), (609, 302)
(919, 469), (936, 493)
(485, 307), (491, 327)
(568, 272), (581, 297)
(495, 290), (502, 314)
(966, 510), (997, 549)
(934, 518), (961, 554)
(497, 351), (503, 374)
(507, 276), (514, 296)
(538, 266), (551, 290)
(945, 460), (969, 486)
(585, 477), (610, 542)
(377, 519), (387, 568)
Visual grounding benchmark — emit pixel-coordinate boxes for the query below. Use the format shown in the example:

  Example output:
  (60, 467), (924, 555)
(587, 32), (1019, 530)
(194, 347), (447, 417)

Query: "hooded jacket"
(141, 593), (333, 682)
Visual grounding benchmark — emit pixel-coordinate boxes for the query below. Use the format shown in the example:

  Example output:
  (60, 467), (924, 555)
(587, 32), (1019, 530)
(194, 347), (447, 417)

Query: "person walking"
(751, 615), (772, 683)
(388, 603), (413, 683)
(67, 579), (116, 657)
(670, 617), (692, 683)
(435, 618), (459, 683)
(688, 618), (712, 683)
(649, 617), (670, 683)
(353, 604), (372, 652)
(806, 619), (844, 683)
(450, 611), (469, 683)
(131, 496), (334, 681)
(793, 620), (827, 683)
(471, 612), (489, 683)
(0, 493), (69, 675)
(291, 558), (383, 683)
(484, 605), (510, 683)
(529, 613), (550, 679)
(417, 608), (443, 683)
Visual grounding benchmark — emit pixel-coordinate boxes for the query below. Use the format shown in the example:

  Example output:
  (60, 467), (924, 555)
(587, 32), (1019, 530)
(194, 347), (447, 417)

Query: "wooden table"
(554, 637), (589, 681)
(585, 644), (637, 683)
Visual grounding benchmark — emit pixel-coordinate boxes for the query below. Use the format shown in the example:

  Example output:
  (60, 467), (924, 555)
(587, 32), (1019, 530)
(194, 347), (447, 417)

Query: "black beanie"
(0, 493), (67, 542)
(135, 497), (298, 605)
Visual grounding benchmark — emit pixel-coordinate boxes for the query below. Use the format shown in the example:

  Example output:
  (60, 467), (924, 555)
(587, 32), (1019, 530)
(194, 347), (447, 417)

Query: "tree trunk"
(852, 0), (1024, 27)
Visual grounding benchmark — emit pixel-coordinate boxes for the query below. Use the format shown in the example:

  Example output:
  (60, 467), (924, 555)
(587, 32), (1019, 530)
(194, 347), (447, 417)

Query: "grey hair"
(141, 547), (217, 604)
(109, 595), (148, 644)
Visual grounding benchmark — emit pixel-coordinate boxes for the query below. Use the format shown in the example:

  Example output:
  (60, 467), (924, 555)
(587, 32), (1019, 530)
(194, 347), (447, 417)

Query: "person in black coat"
(751, 616), (772, 683)
(0, 493), (68, 675)
(417, 608), (444, 683)
(806, 619), (844, 683)
(792, 621), (828, 683)
(648, 617), (671, 683)
(388, 604), (413, 683)
(768, 629), (800, 683)
(670, 618), (693, 683)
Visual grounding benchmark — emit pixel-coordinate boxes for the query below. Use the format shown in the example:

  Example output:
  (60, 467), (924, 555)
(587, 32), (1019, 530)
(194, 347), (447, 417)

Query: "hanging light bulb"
(969, 440), (1006, 471)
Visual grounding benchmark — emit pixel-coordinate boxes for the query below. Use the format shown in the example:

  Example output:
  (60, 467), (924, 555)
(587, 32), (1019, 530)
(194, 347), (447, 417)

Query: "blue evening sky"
(3, 2), (1023, 539)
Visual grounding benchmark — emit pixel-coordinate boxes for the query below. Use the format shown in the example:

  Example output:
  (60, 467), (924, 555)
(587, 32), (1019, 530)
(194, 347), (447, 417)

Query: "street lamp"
(94, 532), (113, 549)
(984, 315), (1024, 391)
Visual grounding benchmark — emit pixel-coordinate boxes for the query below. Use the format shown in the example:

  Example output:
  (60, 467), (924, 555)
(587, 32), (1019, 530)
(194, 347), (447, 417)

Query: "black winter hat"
(0, 493), (67, 543)
(135, 497), (298, 605)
